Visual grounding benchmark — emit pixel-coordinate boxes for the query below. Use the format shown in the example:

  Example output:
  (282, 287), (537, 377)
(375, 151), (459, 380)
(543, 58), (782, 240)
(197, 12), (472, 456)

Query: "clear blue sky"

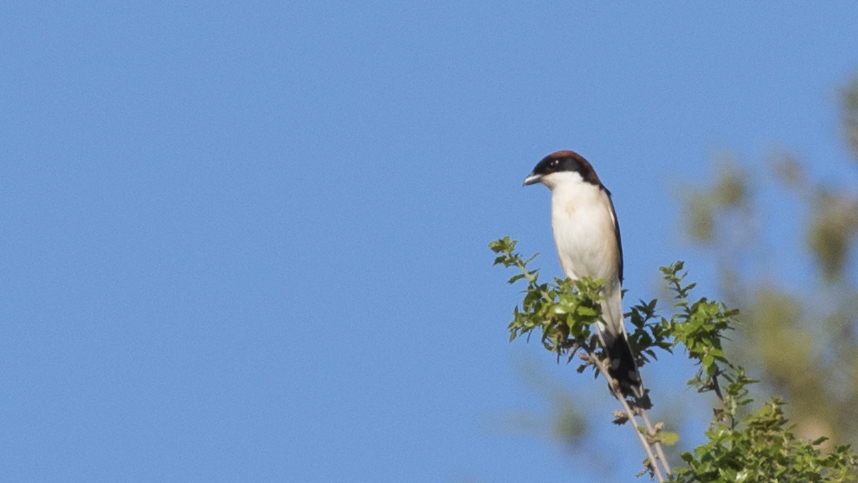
(2, 2), (857, 482)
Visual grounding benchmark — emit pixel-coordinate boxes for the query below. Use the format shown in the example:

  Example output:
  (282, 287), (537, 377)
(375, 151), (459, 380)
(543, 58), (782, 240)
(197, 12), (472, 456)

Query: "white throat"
(540, 170), (586, 191)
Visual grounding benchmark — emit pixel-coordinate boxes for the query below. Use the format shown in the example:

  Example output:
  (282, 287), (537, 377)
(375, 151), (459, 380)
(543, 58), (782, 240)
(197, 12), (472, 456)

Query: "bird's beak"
(523, 173), (542, 186)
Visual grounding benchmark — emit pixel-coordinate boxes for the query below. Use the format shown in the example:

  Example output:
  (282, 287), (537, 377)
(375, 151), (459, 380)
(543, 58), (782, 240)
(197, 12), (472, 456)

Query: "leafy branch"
(490, 236), (673, 480)
(490, 236), (858, 482)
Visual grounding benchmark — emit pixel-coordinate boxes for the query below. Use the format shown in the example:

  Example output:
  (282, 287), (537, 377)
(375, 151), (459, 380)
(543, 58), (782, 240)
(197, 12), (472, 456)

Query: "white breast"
(550, 180), (619, 285)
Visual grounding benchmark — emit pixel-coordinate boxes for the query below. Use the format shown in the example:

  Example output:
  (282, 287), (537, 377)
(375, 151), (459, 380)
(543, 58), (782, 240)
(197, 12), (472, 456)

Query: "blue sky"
(2, 2), (858, 482)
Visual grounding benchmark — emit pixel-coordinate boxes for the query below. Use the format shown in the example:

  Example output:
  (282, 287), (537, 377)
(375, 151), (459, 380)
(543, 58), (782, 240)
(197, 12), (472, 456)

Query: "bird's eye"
(551, 159), (558, 167)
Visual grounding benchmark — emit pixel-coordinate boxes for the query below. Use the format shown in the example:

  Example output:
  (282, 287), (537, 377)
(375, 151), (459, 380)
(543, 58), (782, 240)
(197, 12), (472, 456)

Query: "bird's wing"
(604, 187), (623, 285)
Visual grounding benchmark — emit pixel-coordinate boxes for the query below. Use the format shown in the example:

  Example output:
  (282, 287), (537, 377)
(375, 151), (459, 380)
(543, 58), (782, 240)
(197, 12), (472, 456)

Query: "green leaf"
(507, 273), (526, 284)
(576, 306), (597, 316)
(657, 431), (680, 446)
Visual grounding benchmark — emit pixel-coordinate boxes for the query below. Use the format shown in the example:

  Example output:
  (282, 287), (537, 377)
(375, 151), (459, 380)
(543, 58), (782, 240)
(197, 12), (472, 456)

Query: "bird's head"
(523, 150), (601, 190)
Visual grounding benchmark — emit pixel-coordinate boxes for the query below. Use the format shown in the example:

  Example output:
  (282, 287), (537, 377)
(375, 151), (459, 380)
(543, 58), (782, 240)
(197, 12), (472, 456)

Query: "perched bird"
(523, 150), (643, 398)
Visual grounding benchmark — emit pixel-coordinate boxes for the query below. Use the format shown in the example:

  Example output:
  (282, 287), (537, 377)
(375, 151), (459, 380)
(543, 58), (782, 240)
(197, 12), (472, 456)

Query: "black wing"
(604, 187), (623, 285)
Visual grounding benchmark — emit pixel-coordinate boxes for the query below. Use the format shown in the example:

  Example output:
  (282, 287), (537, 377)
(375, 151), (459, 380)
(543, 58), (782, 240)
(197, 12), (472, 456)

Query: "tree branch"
(638, 409), (672, 477)
(589, 353), (667, 482)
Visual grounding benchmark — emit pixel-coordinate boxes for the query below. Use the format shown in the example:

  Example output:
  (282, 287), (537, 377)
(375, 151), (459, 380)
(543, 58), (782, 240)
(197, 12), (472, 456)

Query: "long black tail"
(604, 335), (643, 399)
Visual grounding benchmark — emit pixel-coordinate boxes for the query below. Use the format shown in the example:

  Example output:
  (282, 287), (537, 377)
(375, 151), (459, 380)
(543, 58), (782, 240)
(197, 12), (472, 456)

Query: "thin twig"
(590, 355), (666, 483)
(709, 368), (734, 429)
(710, 370), (725, 402)
(639, 409), (672, 476)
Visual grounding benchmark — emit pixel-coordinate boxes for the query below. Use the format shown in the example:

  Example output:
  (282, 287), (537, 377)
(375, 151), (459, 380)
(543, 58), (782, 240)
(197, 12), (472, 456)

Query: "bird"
(523, 150), (643, 399)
